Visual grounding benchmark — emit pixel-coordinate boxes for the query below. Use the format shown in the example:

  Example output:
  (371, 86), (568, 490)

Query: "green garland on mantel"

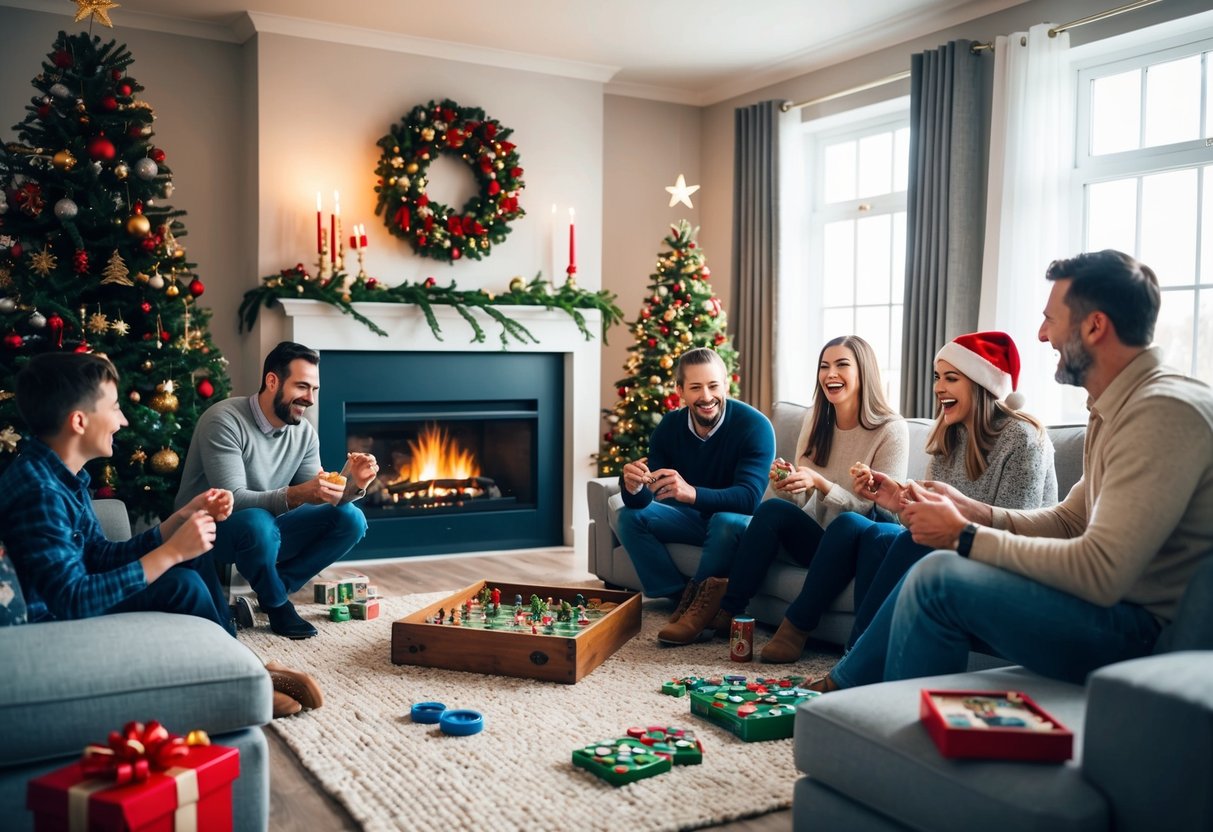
(238, 266), (624, 348)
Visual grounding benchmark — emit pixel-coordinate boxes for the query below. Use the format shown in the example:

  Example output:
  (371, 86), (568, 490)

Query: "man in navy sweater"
(616, 348), (774, 644)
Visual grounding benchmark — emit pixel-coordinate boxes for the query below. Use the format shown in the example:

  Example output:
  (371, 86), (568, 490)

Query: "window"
(805, 107), (911, 406)
(1074, 33), (1213, 391)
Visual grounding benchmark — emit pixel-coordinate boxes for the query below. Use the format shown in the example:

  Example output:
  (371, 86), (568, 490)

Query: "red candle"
(316, 192), (323, 254)
(330, 213), (336, 264)
(567, 207), (576, 274)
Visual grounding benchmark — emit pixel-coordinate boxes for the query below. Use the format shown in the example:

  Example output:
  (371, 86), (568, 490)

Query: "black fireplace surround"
(317, 350), (564, 559)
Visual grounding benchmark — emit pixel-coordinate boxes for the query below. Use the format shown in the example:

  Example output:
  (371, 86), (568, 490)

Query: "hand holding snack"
(622, 456), (655, 494)
(850, 461), (907, 512)
(770, 457), (793, 482)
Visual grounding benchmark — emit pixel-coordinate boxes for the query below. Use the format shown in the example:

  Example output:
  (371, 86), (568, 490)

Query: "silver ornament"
(49, 83), (71, 99)
(134, 158), (158, 180)
(0, 298), (15, 313)
(53, 198), (78, 220)
(148, 273), (165, 290)
(162, 182), (174, 197)
(29, 311), (46, 328)
(113, 161), (130, 180)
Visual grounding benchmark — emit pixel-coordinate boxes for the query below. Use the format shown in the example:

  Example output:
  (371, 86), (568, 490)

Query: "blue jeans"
(720, 498), (826, 616)
(110, 557), (233, 633)
(830, 552), (1162, 688)
(615, 501), (751, 597)
(209, 503), (369, 609)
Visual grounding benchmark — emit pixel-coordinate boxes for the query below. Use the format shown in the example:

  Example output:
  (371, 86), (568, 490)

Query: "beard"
(690, 398), (723, 430)
(1054, 328), (1094, 387)
(272, 388), (308, 425)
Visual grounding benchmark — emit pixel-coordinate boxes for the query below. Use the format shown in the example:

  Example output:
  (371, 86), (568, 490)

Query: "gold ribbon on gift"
(166, 766), (200, 832)
(68, 778), (112, 832)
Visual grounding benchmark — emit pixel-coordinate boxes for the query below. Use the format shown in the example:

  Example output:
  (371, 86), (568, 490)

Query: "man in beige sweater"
(820, 250), (1213, 690)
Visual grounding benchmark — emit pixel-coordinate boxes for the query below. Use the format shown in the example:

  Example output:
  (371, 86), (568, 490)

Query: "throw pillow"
(0, 544), (28, 626)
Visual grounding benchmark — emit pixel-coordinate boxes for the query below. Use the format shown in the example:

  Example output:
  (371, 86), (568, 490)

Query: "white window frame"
(802, 98), (910, 403)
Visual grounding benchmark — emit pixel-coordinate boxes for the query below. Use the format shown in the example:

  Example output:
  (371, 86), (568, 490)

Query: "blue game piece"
(410, 702), (447, 724)
(440, 709), (485, 736)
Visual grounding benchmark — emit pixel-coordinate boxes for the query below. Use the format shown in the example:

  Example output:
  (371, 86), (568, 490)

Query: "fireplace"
(317, 350), (563, 558)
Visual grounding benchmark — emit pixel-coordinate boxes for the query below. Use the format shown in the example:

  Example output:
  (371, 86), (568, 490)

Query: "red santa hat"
(935, 331), (1024, 409)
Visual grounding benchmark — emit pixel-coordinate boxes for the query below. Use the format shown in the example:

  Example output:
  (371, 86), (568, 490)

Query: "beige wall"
(600, 94), (701, 414)
(0, 5), (250, 380)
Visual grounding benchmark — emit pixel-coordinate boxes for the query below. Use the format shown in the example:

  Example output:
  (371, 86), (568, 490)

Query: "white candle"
(549, 203), (560, 284)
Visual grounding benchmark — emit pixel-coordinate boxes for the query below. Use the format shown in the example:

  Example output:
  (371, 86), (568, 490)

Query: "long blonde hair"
(802, 335), (899, 467)
(925, 383), (1045, 479)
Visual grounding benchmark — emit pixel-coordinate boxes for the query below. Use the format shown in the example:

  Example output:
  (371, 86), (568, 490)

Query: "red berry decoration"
(73, 342), (91, 353)
(10, 243), (22, 259)
(366, 278), (378, 289)
(3, 332), (23, 350)
(188, 278), (205, 297)
(118, 83), (133, 96)
(53, 50), (73, 68)
(140, 301), (152, 314)
(423, 277), (436, 288)
(647, 338), (657, 348)
(86, 134), (115, 162)
(100, 96), (118, 112)
(149, 147), (166, 163)
(73, 250), (89, 273)
(451, 248), (462, 260)
(196, 378), (215, 399)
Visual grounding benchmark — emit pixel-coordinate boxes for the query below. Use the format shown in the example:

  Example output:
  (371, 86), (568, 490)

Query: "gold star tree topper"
(665, 174), (700, 209)
(74, 0), (121, 29)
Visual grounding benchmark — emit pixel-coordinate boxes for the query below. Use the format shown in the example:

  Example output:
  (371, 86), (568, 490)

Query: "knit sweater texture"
(928, 418), (1056, 509)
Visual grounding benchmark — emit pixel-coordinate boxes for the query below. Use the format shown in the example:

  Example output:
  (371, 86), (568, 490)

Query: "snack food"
(322, 471), (348, 486)
(772, 458), (791, 482)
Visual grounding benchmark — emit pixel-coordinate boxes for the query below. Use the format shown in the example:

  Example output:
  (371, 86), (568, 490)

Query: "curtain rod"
(780, 70), (911, 113)
(971, 0), (1163, 53)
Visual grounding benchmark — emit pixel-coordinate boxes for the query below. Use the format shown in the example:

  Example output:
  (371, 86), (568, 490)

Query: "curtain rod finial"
(780, 100), (793, 113)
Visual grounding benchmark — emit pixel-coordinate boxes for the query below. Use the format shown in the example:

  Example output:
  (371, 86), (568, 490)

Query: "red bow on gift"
(81, 721), (190, 785)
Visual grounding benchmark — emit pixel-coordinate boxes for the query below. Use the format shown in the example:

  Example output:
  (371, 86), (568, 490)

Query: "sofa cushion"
(795, 665), (1107, 832)
(0, 545), (28, 626)
(0, 612), (271, 766)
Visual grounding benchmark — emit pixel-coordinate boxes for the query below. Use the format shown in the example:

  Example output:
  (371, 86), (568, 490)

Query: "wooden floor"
(266, 547), (792, 832)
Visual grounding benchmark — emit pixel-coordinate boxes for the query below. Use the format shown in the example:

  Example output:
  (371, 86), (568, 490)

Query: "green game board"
(429, 594), (611, 638)
(686, 676), (820, 742)
(572, 738), (672, 786)
(631, 726), (703, 765)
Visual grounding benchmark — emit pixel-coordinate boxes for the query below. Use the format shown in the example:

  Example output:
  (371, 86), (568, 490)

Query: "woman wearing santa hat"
(760, 330), (1056, 664)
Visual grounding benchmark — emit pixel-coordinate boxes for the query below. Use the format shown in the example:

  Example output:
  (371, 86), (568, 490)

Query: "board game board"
(392, 581), (642, 683)
(676, 675), (820, 742)
(572, 738), (672, 786)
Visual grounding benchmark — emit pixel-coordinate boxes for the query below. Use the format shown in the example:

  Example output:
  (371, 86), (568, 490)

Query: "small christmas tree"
(0, 28), (231, 522)
(597, 220), (740, 476)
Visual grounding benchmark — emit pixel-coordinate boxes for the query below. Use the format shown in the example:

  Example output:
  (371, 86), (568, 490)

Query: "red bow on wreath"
(81, 721), (189, 785)
(394, 205), (410, 232)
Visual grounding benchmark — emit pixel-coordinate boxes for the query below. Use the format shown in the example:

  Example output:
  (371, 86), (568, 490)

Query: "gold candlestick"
(317, 234), (331, 283)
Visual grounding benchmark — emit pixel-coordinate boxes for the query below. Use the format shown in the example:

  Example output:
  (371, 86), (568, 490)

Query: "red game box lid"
(919, 689), (1073, 762)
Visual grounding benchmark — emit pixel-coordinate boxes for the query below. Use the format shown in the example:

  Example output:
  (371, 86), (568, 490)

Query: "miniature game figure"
(574, 593), (586, 609)
(577, 605), (590, 626)
(464, 597), (473, 618)
(436, 607), (445, 625)
(447, 608), (455, 625)
(491, 587), (501, 610)
(530, 594), (544, 622)
(513, 594), (523, 617)
(531, 624), (538, 634)
(478, 585), (491, 611)
(558, 600), (573, 622)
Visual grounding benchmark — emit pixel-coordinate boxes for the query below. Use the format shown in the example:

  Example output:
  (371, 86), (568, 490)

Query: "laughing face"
(818, 344), (859, 410)
(1039, 279), (1094, 387)
(933, 358), (974, 425)
(269, 358), (320, 426)
(81, 379), (128, 460)
(676, 361), (728, 433)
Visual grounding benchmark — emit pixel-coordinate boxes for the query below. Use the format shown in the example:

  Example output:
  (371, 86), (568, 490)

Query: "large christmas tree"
(597, 220), (740, 476)
(0, 27), (231, 522)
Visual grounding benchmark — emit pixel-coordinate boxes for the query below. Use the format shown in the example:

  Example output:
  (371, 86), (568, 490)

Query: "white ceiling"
(8, 0), (1029, 104)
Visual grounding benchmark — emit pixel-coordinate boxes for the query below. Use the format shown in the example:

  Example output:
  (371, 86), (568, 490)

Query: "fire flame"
(404, 424), (480, 482)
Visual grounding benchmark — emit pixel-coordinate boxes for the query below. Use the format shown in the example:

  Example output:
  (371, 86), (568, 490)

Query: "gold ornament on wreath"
(148, 379), (178, 414)
(374, 98), (525, 264)
(149, 447), (180, 475)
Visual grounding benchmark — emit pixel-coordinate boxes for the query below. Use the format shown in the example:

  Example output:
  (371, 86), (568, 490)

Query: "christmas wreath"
(374, 99), (524, 264)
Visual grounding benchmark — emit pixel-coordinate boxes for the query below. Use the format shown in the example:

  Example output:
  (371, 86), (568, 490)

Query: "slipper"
(265, 661), (324, 710)
(272, 690), (302, 719)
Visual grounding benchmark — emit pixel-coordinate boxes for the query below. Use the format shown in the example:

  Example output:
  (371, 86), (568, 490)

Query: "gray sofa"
(587, 400), (1088, 646)
(0, 500), (271, 831)
(792, 556), (1213, 831)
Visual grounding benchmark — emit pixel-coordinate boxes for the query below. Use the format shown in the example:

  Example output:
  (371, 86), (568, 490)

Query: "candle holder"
(564, 264), (577, 288)
(317, 236), (332, 284)
(335, 215), (345, 273)
(355, 247), (368, 281)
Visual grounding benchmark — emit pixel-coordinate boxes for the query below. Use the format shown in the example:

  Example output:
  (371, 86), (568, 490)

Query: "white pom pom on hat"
(936, 331), (1023, 406)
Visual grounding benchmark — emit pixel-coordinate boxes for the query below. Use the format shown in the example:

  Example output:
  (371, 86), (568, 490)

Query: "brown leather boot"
(272, 690), (302, 719)
(759, 618), (810, 663)
(667, 579), (699, 623)
(657, 577), (728, 645)
(707, 608), (733, 639)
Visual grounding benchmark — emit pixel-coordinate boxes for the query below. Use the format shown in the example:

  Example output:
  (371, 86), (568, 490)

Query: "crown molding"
(242, 11), (620, 84)
(0, 0), (242, 43)
(603, 79), (705, 106)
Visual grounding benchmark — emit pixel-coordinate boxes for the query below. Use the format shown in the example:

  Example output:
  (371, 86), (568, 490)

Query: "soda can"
(729, 616), (755, 662)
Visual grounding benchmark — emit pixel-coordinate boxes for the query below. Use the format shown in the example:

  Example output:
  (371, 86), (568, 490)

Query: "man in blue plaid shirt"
(0, 353), (235, 631)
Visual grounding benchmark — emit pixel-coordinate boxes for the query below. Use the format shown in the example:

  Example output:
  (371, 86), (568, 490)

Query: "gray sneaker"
(231, 595), (256, 630)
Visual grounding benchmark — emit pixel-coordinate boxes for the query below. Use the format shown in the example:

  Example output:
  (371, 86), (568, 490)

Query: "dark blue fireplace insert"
(317, 350), (564, 559)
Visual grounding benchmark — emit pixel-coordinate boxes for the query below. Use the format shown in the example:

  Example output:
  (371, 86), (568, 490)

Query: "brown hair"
(802, 335), (898, 466)
(675, 347), (727, 387)
(16, 352), (120, 439)
(925, 382), (1045, 479)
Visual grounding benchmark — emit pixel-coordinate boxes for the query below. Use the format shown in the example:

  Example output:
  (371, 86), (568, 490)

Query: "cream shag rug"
(238, 592), (838, 831)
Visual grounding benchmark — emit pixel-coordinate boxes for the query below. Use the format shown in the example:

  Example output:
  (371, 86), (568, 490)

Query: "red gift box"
(919, 688), (1073, 762)
(27, 743), (238, 832)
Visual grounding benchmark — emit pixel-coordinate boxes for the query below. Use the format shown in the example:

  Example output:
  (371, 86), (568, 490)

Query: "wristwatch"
(957, 523), (979, 558)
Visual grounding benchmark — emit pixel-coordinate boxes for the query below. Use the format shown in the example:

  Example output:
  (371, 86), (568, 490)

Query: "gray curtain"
(731, 100), (780, 415)
(901, 41), (987, 418)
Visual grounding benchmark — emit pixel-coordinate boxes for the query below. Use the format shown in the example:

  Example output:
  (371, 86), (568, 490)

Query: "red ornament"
(3, 332), (23, 350)
(731, 373), (740, 383)
(36, 104), (50, 119)
(111, 69), (122, 81)
(100, 96), (118, 112)
(188, 278), (205, 297)
(423, 277), (436, 288)
(617, 386), (629, 398)
(451, 247), (461, 260)
(118, 83), (133, 96)
(196, 378), (215, 399)
(94, 485), (116, 499)
(673, 283), (683, 293)
(74, 341), (91, 353)
(140, 301), (152, 314)
(86, 134), (116, 162)
(149, 147), (166, 163)
(664, 394), (681, 410)
(366, 278), (378, 289)
(47, 313), (65, 348)
(702, 266), (711, 278)
(52, 50), (73, 68)
(603, 431), (613, 442)
(714, 332), (726, 345)
(161, 330), (170, 342)
(647, 338), (657, 348)
(73, 250), (89, 273)
(660, 326), (669, 336)
(9, 243), (23, 259)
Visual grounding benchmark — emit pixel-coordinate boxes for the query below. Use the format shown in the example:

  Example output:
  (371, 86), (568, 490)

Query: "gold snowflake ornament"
(0, 425), (21, 453)
(88, 311), (110, 334)
(30, 248), (58, 277)
(110, 316), (130, 336)
(74, 0), (120, 28)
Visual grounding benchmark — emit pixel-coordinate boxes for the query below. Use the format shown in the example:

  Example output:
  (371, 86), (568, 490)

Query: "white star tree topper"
(665, 174), (700, 209)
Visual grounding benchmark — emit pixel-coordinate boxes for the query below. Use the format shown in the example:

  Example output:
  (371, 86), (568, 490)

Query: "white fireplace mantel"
(251, 298), (601, 564)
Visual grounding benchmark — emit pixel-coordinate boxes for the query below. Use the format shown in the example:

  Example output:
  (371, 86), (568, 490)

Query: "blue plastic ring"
(439, 709), (484, 736)
(410, 702), (447, 724)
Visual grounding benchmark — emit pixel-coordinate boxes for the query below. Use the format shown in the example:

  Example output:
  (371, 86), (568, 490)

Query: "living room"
(1, 0), (1212, 830)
